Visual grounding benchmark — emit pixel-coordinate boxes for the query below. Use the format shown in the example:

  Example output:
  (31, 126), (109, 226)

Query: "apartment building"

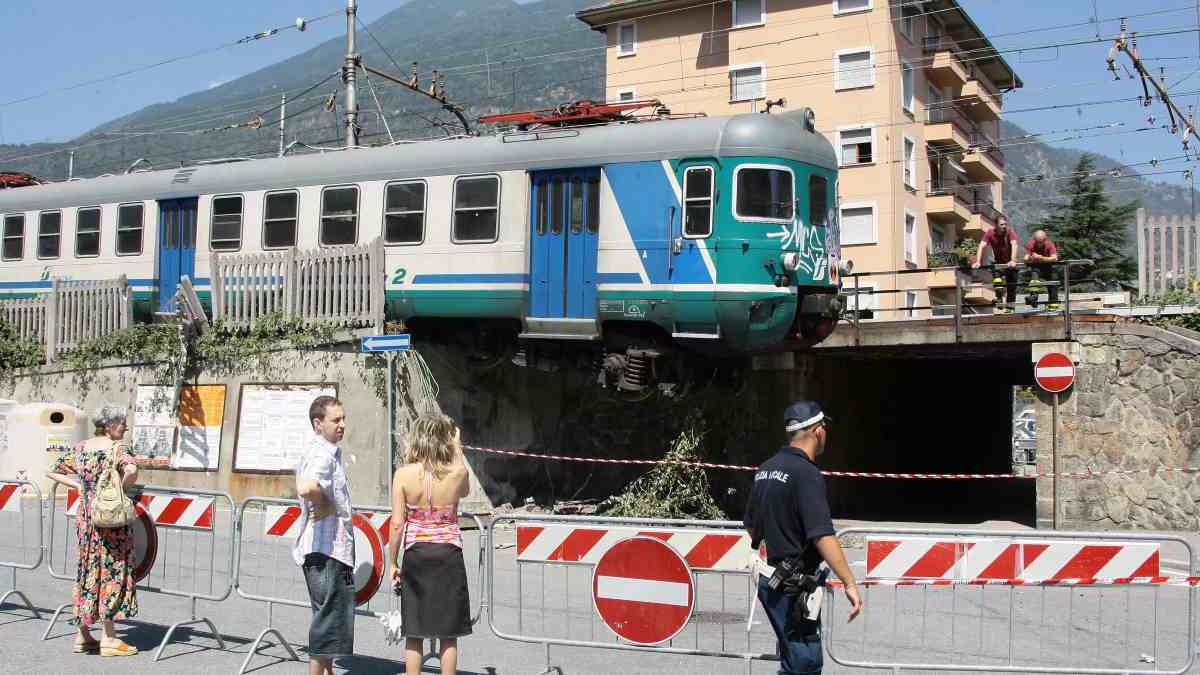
(576, 0), (1021, 318)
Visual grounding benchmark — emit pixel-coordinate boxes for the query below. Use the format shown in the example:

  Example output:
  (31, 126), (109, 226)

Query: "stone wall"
(1039, 322), (1200, 530)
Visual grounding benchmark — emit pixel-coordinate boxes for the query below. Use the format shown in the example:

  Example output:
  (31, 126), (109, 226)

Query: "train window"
(76, 207), (101, 257)
(586, 176), (600, 233)
(570, 178), (584, 233)
(734, 166), (793, 222)
(809, 175), (829, 228)
(683, 167), (714, 238)
(116, 203), (144, 255)
(535, 180), (548, 236)
(452, 175), (500, 243)
(210, 195), (243, 251)
(384, 181), (425, 245)
(321, 186), (359, 246)
(550, 180), (564, 235)
(38, 211), (62, 259)
(2, 214), (24, 261)
(263, 191), (298, 248)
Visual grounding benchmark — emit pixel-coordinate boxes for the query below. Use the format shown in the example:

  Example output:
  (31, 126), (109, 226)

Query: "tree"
(1028, 154), (1138, 289)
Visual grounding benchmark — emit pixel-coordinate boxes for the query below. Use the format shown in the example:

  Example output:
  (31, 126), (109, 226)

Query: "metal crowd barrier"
(488, 512), (778, 675)
(43, 482), (237, 662)
(825, 526), (1197, 674)
(233, 496), (487, 675)
(0, 478), (43, 619)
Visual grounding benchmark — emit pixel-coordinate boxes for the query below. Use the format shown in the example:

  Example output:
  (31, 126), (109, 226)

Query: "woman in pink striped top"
(386, 414), (471, 675)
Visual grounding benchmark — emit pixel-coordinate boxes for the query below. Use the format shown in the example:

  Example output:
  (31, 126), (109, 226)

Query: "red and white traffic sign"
(591, 536), (695, 645)
(264, 505), (385, 605)
(1035, 352), (1075, 393)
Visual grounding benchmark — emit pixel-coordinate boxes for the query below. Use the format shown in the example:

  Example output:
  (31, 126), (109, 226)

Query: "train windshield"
(735, 167), (793, 221)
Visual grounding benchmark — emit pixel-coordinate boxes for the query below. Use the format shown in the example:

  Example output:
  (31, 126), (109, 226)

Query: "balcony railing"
(922, 35), (962, 55)
(926, 103), (978, 140)
(971, 192), (1001, 224)
(926, 180), (975, 207)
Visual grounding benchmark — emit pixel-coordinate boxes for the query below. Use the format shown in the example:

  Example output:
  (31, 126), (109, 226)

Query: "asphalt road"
(0, 508), (1196, 674)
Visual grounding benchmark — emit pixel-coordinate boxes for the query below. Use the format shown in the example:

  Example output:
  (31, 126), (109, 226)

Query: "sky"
(1, 0), (1199, 186)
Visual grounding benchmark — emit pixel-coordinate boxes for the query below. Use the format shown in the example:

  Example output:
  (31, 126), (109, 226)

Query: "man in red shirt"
(1024, 229), (1060, 309)
(973, 215), (1019, 312)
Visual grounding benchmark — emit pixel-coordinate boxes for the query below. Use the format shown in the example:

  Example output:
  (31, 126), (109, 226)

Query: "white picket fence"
(211, 238), (386, 329)
(1137, 208), (1199, 297)
(0, 276), (133, 360)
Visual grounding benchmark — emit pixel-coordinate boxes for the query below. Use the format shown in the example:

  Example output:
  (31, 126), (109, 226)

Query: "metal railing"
(0, 479), (43, 620)
(826, 526), (1196, 674)
(211, 237), (386, 329)
(0, 276), (133, 361)
(927, 103), (979, 141)
(926, 180), (976, 207)
(841, 259), (1096, 344)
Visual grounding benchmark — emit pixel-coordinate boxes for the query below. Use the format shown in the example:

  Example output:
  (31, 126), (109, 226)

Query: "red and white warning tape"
(463, 445), (1200, 480)
(828, 576), (1200, 588)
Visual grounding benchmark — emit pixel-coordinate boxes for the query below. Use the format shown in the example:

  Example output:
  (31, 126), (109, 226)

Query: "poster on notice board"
(173, 384), (227, 471)
(233, 383), (337, 473)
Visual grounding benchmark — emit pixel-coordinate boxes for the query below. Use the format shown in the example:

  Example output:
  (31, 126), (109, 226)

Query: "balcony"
(926, 103), (975, 152)
(967, 191), (1001, 238)
(962, 135), (1005, 183)
(961, 68), (1002, 121)
(923, 36), (969, 89)
(926, 180), (973, 227)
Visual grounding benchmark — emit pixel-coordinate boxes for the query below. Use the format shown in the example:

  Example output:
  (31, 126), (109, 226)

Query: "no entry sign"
(1035, 352), (1075, 393)
(592, 536), (695, 645)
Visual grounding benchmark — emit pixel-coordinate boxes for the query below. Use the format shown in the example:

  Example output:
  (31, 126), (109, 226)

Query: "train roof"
(0, 110), (836, 212)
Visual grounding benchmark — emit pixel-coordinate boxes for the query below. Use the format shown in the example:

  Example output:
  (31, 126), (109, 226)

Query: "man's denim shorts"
(303, 553), (355, 657)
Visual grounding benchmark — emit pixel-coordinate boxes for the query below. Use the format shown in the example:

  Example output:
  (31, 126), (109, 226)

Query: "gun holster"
(789, 567), (830, 624)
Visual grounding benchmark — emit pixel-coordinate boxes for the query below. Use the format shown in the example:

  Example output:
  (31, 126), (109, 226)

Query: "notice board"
(173, 384), (227, 471)
(233, 383), (337, 473)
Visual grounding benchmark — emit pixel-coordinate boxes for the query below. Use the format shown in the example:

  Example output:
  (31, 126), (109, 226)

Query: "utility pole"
(67, 150), (75, 180)
(1107, 19), (1200, 153)
(278, 94), (287, 157)
(344, 0), (360, 148)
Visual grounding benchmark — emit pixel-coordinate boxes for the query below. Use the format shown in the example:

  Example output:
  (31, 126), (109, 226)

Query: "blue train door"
(157, 198), (198, 312)
(529, 169), (600, 318)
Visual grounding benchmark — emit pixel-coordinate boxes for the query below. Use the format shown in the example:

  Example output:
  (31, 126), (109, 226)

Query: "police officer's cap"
(783, 400), (831, 433)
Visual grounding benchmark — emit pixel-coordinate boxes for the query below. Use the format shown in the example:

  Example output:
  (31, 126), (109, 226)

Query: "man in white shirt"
(294, 396), (355, 675)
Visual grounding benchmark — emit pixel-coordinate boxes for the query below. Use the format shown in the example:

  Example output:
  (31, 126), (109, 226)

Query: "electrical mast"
(344, 0), (360, 147)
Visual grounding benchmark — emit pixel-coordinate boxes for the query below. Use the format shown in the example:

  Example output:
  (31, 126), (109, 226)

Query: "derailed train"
(0, 108), (845, 393)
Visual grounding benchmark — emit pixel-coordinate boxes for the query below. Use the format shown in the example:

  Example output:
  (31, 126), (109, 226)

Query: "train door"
(529, 169), (600, 319)
(156, 198), (197, 312)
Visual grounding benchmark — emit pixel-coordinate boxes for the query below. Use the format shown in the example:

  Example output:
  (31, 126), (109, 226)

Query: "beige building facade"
(577, 0), (1020, 317)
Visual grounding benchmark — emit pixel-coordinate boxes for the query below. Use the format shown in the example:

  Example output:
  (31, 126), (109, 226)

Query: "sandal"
(72, 638), (101, 654)
(100, 641), (138, 657)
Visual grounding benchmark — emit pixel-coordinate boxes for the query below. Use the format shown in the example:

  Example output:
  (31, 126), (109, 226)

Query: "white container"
(0, 403), (89, 493)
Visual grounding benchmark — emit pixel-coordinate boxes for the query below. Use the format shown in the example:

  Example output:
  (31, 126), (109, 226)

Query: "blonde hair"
(404, 413), (458, 476)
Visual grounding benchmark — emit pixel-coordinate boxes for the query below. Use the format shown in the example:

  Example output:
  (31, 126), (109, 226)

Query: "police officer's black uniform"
(744, 401), (835, 675)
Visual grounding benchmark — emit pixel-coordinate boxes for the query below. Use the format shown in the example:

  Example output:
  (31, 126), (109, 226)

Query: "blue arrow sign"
(361, 334), (412, 352)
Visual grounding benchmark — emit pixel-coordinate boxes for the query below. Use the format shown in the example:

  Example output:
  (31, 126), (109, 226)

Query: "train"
(0, 108), (845, 395)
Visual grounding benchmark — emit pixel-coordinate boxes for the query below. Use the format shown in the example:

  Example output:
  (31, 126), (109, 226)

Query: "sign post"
(361, 334), (412, 477)
(1035, 351), (1076, 529)
(591, 536), (695, 645)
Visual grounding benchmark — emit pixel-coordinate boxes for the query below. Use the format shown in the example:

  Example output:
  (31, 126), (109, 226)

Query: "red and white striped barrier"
(263, 506), (392, 542)
(262, 504), (392, 606)
(66, 488), (213, 530)
(0, 482), (24, 513)
(516, 524), (750, 572)
(865, 536), (1160, 582)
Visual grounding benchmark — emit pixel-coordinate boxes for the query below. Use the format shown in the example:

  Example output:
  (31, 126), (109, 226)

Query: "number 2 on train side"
(391, 268), (407, 284)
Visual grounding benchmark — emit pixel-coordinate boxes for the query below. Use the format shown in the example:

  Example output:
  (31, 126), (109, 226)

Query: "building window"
(903, 136), (916, 189)
(616, 21), (637, 57)
(384, 181), (426, 245)
(734, 166), (794, 222)
(210, 195), (243, 251)
(833, 0), (872, 15)
(901, 62), (915, 113)
(613, 87), (637, 103)
(730, 63), (765, 101)
(453, 175), (500, 243)
(320, 186), (359, 246)
(682, 166), (714, 238)
(38, 211), (61, 259)
(116, 203), (143, 255)
(905, 290), (918, 318)
(263, 191), (298, 249)
(733, 0), (765, 27)
(76, 207), (100, 257)
(899, 3), (917, 41)
(838, 126), (874, 166)
(834, 48), (875, 90)
(809, 175), (829, 228)
(904, 210), (917, 264)
(839, 203), (876, 246)
(2, 214), (24, 261)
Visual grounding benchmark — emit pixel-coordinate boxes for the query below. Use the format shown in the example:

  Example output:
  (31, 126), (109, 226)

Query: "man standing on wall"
(1023, 229), (1061, 310)
(974, 215), (1020, 313)
(294, 396), (355, 675)
(745, 401), (862, 675)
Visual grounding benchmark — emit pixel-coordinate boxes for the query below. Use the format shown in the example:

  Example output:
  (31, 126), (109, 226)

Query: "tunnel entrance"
(809, 346), (1037, 526)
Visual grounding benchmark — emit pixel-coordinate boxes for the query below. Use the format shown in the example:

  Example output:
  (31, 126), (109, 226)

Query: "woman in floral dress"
(45, 404), (140, 657)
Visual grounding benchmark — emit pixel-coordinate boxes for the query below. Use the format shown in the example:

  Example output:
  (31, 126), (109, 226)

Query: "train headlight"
(781, 252), (801, 272)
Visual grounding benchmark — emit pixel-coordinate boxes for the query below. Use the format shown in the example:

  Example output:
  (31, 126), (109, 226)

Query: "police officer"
(744, 401), (862, 674)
